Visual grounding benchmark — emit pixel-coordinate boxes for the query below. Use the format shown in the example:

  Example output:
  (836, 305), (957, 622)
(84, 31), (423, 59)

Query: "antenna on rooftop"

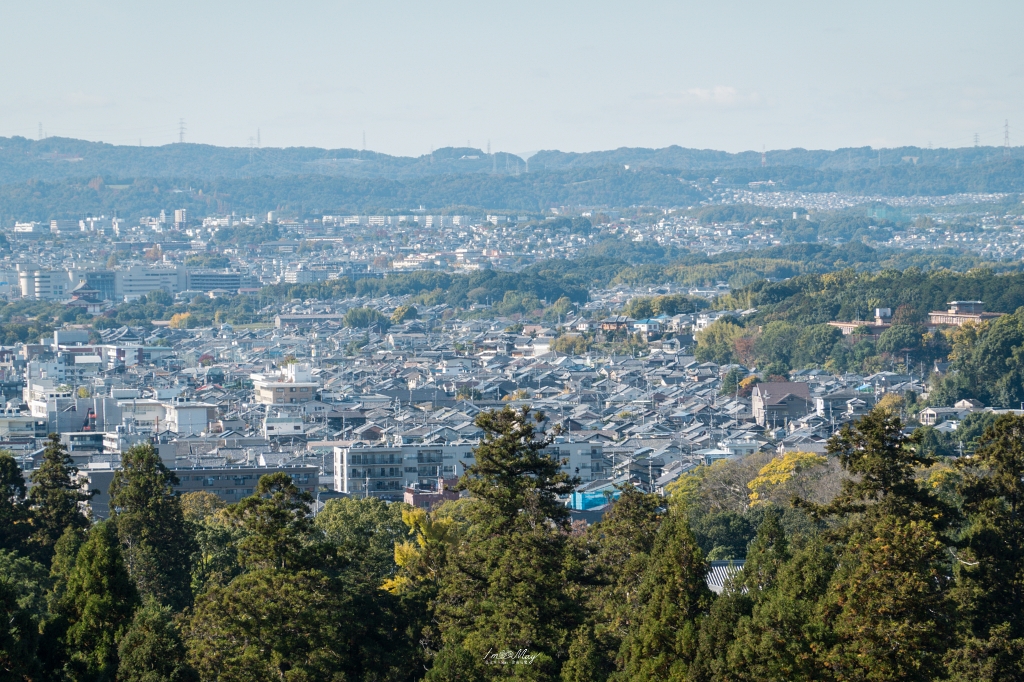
(178, 118), (186, 144)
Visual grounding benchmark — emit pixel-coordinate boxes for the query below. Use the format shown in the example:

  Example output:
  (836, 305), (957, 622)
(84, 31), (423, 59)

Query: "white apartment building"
(333, 441), (602, 500)
(251, 363), (319, 405)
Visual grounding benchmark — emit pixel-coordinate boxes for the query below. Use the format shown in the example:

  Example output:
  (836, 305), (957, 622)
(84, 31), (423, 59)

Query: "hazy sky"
(2, 1), (1022, 156)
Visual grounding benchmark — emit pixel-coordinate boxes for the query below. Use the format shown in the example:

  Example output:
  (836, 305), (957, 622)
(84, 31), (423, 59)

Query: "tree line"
(1, 405), (1023, 680)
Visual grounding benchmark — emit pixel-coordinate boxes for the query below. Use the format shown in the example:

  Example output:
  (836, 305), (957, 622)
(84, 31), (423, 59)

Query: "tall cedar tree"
(725, 535), (836, 681)
(428, 406), (580, 681)
(0, 549), (48, 680)
(27, 433), (93, 563)
(578, 485), (662, 677)
(59, 520), (140, 682)
(946, 414), (1024, 677)
(109, 443), (196, 609)
(0, 450), (31, 553)
(617, 510), (712, 681)
(810, 409), (954, 681)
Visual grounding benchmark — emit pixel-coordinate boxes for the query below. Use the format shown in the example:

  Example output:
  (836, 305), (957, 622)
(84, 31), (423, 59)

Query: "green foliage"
(186, 567), (405, 682)
(314, 497), (410, 582)
(618, 510), (712, 681)
(0, 450), (30, 554)
(0, 550), (48, 679)
(109, 444), (195, 609)
(117, 599), (199, 682)
(27, 433), (93, 563)
(695, 319), (744, 364)
(428, 407), (581, 679)
(60, 520), (140, 682)
(224, 472), (321, 571)
(343, 306), (390, 330)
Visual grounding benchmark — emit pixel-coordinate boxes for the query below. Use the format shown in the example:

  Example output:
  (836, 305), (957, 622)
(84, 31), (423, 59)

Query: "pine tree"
(117, 599), (199, 682)
(60, 520), (140, 682)
(618, 510), (712, 681)
(799, 409), (955, 680)
(109, 443), (195, 609)
(740, 506), (790, 594)
(186, 567), (409, 682)
(27, 433), (93, 563)
(427, 406), (581, 681)
(0, 449), (30, 553)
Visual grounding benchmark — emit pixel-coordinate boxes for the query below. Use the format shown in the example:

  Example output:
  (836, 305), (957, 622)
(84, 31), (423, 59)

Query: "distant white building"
(251, 363), (320, 406)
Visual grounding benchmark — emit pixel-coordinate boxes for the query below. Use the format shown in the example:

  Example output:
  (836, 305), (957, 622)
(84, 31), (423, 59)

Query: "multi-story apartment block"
(333, 441), (603, 501)
(251, 363), (319, 405)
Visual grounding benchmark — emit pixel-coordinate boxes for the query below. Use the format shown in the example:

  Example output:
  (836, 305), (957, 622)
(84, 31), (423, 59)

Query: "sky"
(1, 0), (1022, 157)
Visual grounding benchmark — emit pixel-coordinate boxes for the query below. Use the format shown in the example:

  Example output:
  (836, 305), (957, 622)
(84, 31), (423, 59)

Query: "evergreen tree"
(805, 409), (940, 520)
(800, 409), (955, 680)
(224, 472), (322, 571)
(820, 513), (954, 681)
(0, 449), (30, 553)
(727, 536), (836, 681)
(38, 525), (87, 679)
(27, 433), (93, 563)
(427, 406), (580, 681)
(561, 625), (604, 682)
(117, 599), (199, 682)
(60, 520), (140, 682)
(618, 510), (712, 681)
(0, 549), (47, 680)
(109, 443), (195, 609)
(186, 567), (408, 682)
(740, 505), (790, 594)
(315, 495), (410, 581)
(947, 414), (1024, 676)
(579, 486), (662, 675)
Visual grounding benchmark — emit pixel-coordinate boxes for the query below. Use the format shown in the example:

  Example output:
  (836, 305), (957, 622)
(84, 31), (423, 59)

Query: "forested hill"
(6, 134), (1024, 200)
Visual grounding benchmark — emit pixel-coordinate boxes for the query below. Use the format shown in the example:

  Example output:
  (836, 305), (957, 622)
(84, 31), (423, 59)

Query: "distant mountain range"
(1, 136), (1020, 184)
(0, 137), (1022, 220)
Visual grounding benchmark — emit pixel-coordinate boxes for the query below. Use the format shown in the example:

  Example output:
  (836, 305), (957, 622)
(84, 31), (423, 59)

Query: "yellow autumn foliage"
(747, 450), (827, 506)
(381, 506), (457, 595)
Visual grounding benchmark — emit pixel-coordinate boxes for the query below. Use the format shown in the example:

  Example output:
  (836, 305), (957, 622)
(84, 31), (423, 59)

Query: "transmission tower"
(178, 118), (186, 143)
(974, 133), (980, 147)
(1004, 120), (1010, 158)
(761, 145), (766, 167)
(37, 123), (42, 141)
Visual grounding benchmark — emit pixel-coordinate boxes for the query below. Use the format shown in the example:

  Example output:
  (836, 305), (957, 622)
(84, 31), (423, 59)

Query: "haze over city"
(3, 0), (1023, 155)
